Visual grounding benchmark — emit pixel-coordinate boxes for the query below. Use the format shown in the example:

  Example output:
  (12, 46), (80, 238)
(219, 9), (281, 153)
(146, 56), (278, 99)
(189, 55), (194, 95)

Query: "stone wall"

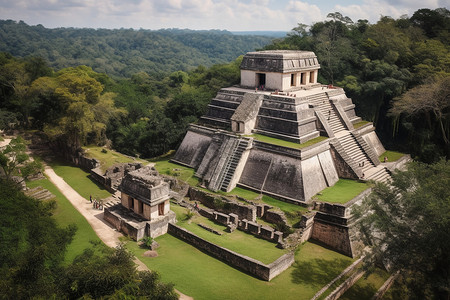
(77, 154), (100, 171)
(311, 219), (353, 257)
(189, 188), (256, 221)
(104, 206), (146, 240)
(168, 223), (294, 281)
(146, 211), (176, 238)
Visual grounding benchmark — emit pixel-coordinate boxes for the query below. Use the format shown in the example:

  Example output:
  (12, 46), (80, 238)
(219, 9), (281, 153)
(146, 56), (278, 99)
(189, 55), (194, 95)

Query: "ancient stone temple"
(173, 50), (390, 203)
(104, 166), (176, 240)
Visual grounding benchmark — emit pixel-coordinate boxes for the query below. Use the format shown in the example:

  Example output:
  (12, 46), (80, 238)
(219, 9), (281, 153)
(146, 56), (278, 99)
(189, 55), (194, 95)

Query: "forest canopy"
(0, 8), (449, 161)
(0, 21), (273, 78)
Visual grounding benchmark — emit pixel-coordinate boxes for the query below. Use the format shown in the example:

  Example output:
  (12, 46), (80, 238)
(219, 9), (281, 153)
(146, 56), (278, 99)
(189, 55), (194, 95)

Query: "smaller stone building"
(104, 166), (176, 240)
(119, 167), (171, 220)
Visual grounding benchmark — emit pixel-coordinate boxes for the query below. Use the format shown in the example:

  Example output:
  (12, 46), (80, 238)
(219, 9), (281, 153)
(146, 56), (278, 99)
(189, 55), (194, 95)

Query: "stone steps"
(337, 132), (374, 173)
(25, 186), (55, 201)
(307, 93), (346, 134)
(220, 139), (249, 192)
(367, 166), (391, 183)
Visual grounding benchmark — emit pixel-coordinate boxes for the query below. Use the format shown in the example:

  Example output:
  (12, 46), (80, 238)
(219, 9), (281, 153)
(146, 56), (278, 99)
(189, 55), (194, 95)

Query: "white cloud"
(334, 0), (444, 24)
(0, 0), (446, 30)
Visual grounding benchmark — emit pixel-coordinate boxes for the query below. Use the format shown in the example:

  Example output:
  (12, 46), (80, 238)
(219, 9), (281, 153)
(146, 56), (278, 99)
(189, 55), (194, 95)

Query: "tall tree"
(354, 160), (450, 299)
(389, 76), (450, 161)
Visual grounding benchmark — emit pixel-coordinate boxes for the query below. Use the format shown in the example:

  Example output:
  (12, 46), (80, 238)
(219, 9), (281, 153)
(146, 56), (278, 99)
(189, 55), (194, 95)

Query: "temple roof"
(240, 50), (320, 73)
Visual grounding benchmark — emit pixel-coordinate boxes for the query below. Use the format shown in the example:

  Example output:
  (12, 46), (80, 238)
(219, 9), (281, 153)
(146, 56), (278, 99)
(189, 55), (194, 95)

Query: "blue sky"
(0, 0), (447, 31)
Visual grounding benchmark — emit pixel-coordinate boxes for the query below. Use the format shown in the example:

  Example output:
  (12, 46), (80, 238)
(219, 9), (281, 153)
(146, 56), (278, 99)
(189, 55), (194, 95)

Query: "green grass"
(82, 146), (147, 172)
(125, 236), (353, 300)
(353, 120), (370, 129)
(171, 204), (286, 264)
(26, 177), (103, 263)
(379, 150), (405, 162)
(49, 160), (111, 200)
(247, 134), (328, 149)
(339, 268), (390, 300)
(153, 158), (200, 186)
(314, 179), (369, 204)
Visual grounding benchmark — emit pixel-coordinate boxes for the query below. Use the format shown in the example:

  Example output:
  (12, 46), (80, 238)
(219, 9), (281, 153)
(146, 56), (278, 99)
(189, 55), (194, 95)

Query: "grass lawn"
(82, 146), (147, 172)
(339, 268), (390, 300)
(171, 204), (286, 264)
(248, 134), (328, 149)
(126, 236), (353, 300)
(26, 177), (103, 263)
(379, 150), (405, 162)
(49, 160), (111, 200)
(314, 179), (369, 204)
(153, 158), (200, 186)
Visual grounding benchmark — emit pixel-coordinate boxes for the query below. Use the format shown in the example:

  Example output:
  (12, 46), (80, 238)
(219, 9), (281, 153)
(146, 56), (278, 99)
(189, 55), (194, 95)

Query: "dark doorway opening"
(257, 73), (266, 88)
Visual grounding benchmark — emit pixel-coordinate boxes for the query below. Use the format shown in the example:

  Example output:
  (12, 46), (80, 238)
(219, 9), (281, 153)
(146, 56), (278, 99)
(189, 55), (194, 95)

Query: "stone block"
(273, 231), (283, 243)
(229, 213), (239, 225)
(214, 211), (230, 225)
(260, 226), (275, 240)
(247, 221), (260, 234)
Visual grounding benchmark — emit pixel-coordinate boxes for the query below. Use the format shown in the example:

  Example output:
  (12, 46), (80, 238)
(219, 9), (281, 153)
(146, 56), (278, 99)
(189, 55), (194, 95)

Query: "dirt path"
(44, 165), (193, 300)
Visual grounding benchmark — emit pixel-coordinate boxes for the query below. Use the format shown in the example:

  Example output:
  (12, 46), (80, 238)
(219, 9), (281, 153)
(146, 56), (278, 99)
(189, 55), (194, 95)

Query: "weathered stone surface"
(189, 188), (256, 221)
(119, 166), (170, 206)
(240, 50), (320, 73)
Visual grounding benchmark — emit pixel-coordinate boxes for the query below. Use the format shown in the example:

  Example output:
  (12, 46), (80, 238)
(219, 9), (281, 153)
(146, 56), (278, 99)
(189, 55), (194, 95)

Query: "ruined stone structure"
(104, 166), (176, 240)
(173, 50), (390, 204)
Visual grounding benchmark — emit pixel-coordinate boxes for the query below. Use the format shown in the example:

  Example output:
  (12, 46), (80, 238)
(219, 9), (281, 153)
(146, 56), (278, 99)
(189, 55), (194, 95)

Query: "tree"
(0, 179), (76, 299)
(39, 66), (122, 153)
(354, 160), (450, 299)
(389, 77), (450, 160)
(62, 243), (177, 299)
(0, 136), (42, 182)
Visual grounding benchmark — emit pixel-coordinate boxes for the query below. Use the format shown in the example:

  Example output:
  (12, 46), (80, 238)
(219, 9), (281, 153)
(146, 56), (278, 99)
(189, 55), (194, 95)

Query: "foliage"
(389, 76), (450, 162)
(26, 177), (103, 263)
(0, 21), (273, 78)
(139, 236), (154, 249)
(354, 159), (450, 299)
(62, 243), (177, 299)
(0, 179), (76, 299)
(264, 7), (449, 161)
(0, 136), (42, 182)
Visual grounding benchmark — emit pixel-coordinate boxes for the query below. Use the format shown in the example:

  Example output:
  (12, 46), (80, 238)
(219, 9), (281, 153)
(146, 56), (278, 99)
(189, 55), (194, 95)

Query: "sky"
(0, 0), (447, 32)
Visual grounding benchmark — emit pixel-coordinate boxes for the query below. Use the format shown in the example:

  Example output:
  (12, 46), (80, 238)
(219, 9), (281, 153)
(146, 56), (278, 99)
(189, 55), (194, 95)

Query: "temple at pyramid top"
(240, 50), (320, 91)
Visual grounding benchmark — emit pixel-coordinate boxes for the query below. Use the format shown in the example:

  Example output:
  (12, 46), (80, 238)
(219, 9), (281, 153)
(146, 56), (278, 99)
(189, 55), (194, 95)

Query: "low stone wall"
(77, 153), (100, 171)
(189, 188), (256, 221)
(263, 209), (288, 225)
(168, 223), (294, 281)
(313, 201), (347, 217)
(104, 207), (146, 240)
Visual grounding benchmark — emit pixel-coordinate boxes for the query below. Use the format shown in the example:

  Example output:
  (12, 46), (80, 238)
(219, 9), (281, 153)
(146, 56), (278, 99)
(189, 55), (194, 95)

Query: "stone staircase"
(208, 137), (250, 192)
(366, 165), (391, 183)
(220, 139), (250, 192)
(102, 191), (121, 208)
(307, 93), (346, 134)
(25, 186), (55, 201)
(336, 131), (374, 174)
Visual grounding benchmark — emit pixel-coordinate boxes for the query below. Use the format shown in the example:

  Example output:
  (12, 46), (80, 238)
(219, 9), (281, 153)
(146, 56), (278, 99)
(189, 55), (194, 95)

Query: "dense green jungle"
(0, 8), (449, 162)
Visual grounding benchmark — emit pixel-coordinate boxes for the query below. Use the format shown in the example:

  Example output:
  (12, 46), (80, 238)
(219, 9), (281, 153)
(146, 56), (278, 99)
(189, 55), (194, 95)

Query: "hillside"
(0, 20), (274, 77)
